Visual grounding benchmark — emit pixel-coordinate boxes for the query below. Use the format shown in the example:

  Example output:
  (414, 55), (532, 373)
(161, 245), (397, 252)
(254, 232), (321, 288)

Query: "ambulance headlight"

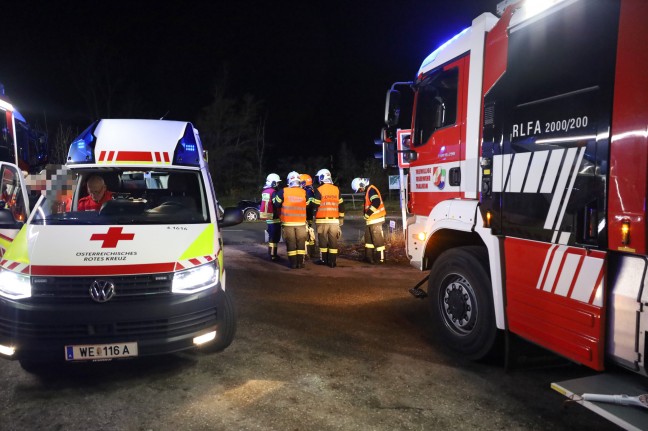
(172, 262), (218, 294)
(0, 270), (32, 300)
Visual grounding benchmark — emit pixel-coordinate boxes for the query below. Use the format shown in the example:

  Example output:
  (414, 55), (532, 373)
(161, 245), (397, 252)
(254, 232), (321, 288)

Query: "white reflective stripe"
(553, 147), (586, 233)
(572, 255), (604, 303)
(523, 151), (549, 193)
(540, 149), (564, 193)
(502, 153), (513, 192)
(544, 148), (577, 230)
(554, 253), (581, 297)
(492, 154), (513, 193)
(558, 231), (571, 245)
(536, 244), (558, 290)
(509, 152), (532, 193)
(541, 245), (567, 292)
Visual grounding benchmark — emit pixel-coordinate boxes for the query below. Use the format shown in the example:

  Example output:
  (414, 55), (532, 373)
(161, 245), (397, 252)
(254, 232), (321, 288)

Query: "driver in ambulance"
(78, 175), (114, 211)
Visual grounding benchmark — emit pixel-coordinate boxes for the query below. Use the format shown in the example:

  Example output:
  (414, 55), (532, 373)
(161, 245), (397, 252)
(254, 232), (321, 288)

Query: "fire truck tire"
(428, 246), (497, 360)
(202, 287), (238, 353)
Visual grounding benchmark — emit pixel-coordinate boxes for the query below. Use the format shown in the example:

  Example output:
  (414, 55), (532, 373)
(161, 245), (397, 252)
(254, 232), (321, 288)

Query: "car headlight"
(172, 262), (218, 294)
(0, 269), (32, 299)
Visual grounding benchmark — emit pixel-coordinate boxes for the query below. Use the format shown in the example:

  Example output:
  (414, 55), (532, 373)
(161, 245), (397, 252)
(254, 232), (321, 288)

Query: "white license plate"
(65, 342), (138, 361)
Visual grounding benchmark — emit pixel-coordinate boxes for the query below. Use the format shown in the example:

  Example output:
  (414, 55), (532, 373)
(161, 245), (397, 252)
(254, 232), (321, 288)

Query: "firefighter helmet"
(316, 168), (332, 184)
(264, 173), (281, 188)
(300, 173), (313, 187)
(287, 171), (301, 187)
(351, 177), (369, 193)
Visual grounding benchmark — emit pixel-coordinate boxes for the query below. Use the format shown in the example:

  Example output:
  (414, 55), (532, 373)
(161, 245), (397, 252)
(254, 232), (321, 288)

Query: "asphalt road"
(0, 220), (620, 430)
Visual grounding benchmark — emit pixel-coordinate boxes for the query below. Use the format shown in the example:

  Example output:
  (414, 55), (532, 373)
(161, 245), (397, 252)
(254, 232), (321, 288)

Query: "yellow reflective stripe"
(367, 217), (385, 225)
(315, 219), (339, 224)
(375, 246), (386, 252)
(282, 221), (305, 226)
(3, 226), (29, 264)
(328, 249), (338, 254)
(179, 224), (215, 260)
(365, 243), (375, 249)
(218, 248), (224, 277)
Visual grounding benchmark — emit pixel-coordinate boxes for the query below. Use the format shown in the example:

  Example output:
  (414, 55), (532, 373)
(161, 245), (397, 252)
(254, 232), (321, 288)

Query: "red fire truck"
(0, 86), (48, 173)
(382, 0), (647, 427)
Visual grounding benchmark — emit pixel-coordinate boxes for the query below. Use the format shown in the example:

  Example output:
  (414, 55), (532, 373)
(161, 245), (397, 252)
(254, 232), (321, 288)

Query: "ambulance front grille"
(0, 307), (217, 340)
(29, 274), (172, 302)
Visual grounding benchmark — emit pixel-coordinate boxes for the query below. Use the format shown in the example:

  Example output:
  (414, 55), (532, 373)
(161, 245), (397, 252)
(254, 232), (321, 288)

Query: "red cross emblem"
(90, 227), (135, 248)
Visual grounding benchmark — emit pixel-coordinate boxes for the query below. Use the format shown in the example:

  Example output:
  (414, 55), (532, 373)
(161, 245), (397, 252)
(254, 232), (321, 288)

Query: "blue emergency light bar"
(67, 122), (98, 164)
(173, 125), (201, 166)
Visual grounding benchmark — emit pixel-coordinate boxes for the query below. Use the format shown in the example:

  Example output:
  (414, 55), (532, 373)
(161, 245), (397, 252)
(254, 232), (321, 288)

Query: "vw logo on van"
(89, 280), (116, 303)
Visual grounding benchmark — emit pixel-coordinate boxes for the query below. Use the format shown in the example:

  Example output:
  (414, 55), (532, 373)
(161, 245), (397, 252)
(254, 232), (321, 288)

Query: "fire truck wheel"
(201, 287), (238, 353)
(428, 246), (497, 360)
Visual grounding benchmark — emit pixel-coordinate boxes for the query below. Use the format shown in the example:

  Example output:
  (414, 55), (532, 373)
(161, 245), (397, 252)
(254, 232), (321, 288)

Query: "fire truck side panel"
(608, 0), (648, 255)
(479, 0), (620, 369)
(505, 237), (606, 370)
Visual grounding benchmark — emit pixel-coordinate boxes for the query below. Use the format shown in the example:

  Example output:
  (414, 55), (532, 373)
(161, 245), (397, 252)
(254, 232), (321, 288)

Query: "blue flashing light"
(67, 122), (98, 164)
(420, 27), (471, 71)
(173, 125), (201, 166)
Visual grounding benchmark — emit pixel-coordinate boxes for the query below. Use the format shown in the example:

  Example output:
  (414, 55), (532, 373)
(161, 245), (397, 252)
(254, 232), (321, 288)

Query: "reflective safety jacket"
(273, 186), (307, 226)
(313, 183), (345, 224)
(364, 185), (386, 225)
(260, 186), (280, 224)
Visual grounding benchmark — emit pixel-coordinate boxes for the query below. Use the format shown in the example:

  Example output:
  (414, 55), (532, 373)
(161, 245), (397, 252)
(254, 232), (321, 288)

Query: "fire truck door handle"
(449, 167), (461, 187)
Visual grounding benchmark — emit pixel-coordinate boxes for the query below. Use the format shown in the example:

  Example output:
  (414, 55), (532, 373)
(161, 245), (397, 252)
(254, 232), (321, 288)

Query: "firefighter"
(300, 173), (316, 259)
(312, 168), (345, 268)
(351, 177), (386, 264)
(260, 173), (282, 261)
(272, 171), (308, 269)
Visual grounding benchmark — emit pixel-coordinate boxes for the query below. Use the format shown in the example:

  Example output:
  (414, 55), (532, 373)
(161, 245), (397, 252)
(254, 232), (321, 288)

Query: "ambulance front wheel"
(428, 246), (497, 360)
(202, 287), (238, 353)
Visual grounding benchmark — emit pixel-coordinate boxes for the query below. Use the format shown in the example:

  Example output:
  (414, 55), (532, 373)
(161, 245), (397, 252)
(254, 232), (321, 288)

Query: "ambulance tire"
(203, 287), (238, 353)
(428, 246), (498, 361)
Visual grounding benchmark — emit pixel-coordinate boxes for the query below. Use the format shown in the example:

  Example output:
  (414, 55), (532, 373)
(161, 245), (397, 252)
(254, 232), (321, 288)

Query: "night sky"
(2, 0), (499, 160)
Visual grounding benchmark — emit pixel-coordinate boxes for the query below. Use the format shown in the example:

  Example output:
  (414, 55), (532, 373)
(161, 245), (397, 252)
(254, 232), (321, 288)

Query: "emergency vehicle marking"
(98, 150), (171, 164)
(0, 232), (14, 258)
(410, 162), (460, 192)
(0, 259), (29, 274)
(492, 147), (585, 239)
(535, 244), (604, 306)
(30, 262), (176, 276)
(175, 255), (215, 271)
(90, 227), (136, 248)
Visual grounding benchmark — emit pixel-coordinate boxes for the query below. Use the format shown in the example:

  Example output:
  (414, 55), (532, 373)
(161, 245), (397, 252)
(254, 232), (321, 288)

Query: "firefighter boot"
(364, 248), (374, 264)
(328, 253), (337, 268)
(289, 256), (298, 269)
(298, 255), (305, 269)
(271, 248), (279, 262)
(375, 249), (385, 264)
(316, 252), (328, 265)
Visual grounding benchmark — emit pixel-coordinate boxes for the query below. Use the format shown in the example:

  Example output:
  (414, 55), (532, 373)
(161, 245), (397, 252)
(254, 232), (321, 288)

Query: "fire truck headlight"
(172, 262), (219, 294)
(0, 270), (32, 300)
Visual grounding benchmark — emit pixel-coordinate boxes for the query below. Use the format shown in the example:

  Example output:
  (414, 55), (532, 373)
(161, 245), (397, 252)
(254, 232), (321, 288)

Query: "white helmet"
(264, 173), (281, 188)
(316, 168), (332, 184)
(351, 177), (369, 193)
(287, 171), (301, 187)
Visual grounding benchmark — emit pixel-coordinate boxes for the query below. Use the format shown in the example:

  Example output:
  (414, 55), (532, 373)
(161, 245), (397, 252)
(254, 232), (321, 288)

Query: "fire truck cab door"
(409, 57), (467, 214)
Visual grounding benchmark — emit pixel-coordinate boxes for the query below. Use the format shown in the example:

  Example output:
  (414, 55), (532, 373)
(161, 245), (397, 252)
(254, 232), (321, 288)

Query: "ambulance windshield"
(28, 167), (209, 225)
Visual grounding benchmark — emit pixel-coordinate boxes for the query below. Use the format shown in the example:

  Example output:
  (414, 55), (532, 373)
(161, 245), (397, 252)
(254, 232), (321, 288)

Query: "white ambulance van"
(0, 119), (243, 372)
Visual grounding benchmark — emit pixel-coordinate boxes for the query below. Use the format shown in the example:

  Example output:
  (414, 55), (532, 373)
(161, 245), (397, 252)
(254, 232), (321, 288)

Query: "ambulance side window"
(0, 165), (27, 223)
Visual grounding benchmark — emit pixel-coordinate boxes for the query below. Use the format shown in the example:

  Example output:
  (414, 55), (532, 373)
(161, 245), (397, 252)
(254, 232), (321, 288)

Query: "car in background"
(237, 199), (261, 222)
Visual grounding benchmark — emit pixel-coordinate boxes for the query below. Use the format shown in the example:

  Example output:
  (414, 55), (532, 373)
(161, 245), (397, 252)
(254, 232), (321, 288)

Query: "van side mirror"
(220, 207), (244, 228)
(384, 89), (401, 127)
